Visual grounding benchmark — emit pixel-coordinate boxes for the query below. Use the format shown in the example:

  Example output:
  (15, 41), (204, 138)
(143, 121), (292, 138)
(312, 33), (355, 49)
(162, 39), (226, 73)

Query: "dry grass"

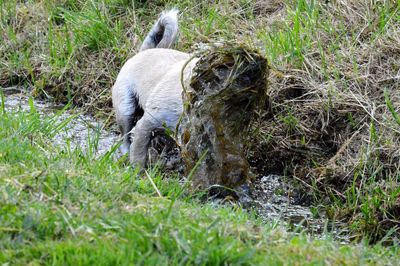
(250, 0), (400, 242)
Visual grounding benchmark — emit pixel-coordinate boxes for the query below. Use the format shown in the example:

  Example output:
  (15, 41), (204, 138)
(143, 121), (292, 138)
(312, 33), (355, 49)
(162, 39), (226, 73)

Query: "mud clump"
(148, 128), (184, 173)
(177, 46), (269, 194)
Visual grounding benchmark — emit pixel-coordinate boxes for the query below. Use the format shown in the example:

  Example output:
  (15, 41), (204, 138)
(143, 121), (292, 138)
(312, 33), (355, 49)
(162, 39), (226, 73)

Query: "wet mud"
(178, 47), (269, 192)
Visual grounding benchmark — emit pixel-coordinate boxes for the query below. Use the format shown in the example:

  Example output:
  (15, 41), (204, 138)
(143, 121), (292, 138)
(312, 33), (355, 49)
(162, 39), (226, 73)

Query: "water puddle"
(248, 174), (349, 242)
(2, 87), (118, 156)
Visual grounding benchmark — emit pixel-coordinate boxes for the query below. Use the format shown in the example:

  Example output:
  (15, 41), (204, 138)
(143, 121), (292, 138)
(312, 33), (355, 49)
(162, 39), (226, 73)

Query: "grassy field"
(1, 0), (400, 264)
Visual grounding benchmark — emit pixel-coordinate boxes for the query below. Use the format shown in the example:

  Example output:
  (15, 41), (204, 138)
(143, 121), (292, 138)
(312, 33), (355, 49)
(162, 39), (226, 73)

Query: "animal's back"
(113, 48), (190, 108)
(145, 57), (199, 129)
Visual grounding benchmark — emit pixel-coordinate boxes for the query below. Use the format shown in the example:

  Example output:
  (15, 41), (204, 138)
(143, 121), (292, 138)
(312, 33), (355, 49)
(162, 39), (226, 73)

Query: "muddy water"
(2, 88), (348, 242)
(248, 175), (349, 242)
(2, 87), (118, 156)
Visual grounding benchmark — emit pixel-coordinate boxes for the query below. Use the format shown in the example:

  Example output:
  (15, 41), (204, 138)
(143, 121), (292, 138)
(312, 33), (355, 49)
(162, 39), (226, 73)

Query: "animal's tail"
(139, 9), (179, 52)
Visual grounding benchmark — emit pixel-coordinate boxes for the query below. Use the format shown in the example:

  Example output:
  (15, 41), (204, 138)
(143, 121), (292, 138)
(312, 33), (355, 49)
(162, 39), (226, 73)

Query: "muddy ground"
(3, 87), (349, 242)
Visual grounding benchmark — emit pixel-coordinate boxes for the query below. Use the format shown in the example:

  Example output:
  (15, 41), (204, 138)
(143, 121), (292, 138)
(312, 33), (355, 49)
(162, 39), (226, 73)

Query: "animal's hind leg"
(118, 114), (135, 155)
(113, 86), (144, 156)
(129, 114), (156, 168)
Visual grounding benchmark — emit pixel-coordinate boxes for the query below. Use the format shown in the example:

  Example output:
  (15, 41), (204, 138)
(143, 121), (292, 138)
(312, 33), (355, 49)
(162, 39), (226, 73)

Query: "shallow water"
(2, 87), (349, 242)
(248, 174), (349, 242)
(3, 87), (119, 156)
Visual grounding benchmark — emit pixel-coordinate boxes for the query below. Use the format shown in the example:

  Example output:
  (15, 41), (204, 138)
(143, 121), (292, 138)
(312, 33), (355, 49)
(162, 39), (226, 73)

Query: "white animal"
(112, 9), (198, 167)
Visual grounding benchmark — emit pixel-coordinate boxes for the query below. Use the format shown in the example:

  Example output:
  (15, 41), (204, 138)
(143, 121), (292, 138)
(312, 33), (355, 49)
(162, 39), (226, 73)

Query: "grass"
(254, 0), (400, 243)
(0, 0), (400, 252)
(0, 93), (399, 265)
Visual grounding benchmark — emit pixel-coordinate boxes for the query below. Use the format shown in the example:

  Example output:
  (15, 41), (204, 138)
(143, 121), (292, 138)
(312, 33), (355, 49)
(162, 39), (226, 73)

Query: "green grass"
(1, 0), (400, 250)
(0, 95), (399, 265)
(251, 0), (400, 242)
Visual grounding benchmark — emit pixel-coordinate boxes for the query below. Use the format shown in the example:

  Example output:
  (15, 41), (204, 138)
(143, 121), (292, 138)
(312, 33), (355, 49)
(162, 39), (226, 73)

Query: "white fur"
(112, 10), (199, 167)
(140, 9), (179, 51)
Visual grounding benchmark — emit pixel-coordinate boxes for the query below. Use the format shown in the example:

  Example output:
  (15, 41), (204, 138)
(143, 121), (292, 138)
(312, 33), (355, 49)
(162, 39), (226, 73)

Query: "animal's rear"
(113, 9), (181, 157)
(140, 9), (179, 51)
